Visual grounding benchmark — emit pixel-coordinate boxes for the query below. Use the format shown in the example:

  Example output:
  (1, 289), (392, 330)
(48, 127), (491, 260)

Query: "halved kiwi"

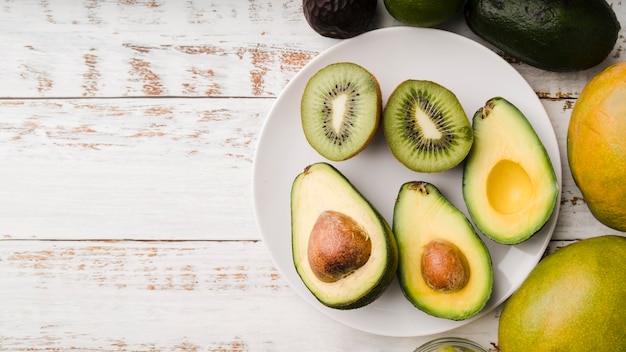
(383, 80), (473, 172)
(301, 62), (382, 161)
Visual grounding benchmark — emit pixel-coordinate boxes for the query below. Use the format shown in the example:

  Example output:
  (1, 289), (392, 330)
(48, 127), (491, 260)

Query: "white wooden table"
(1, 1), (624, 351)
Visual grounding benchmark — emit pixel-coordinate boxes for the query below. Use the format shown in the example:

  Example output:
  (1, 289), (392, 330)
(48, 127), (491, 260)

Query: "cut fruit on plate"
(383, 79), (473, 173)
(252, 26), (561, 337)
(301, 62), (382, 161)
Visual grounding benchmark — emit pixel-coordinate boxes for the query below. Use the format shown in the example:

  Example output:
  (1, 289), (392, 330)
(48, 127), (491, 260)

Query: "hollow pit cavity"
(486, 159), (532, 215)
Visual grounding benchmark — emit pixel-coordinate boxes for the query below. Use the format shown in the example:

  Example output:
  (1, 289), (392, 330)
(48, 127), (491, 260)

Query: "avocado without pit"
(465, 0), (620, 71)
(290, 162), (398, 309)
(462, 97), (559, 244)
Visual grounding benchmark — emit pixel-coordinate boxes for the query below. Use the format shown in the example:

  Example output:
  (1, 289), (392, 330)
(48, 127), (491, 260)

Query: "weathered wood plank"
(1, 97), (622, 240)
(0, 1), (624, 98)
(2, 1), (623, 350)
(0, 0), (308, 33)
(0, 239), (503, 351)
(2, 33), (321, 98)
(0, 239), (582, 351)
(0, 98), (264, 240)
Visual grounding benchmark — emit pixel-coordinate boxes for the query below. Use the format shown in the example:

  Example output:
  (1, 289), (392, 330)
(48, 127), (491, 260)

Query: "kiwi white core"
(415, 107), (443, 140)
(331, 93), (349, 133)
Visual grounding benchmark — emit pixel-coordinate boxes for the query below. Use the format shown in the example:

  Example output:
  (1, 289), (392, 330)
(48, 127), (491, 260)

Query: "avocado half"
(290, 162), (399, 310)
(463, 97), (559, 244)
(393, 181), (493, 320)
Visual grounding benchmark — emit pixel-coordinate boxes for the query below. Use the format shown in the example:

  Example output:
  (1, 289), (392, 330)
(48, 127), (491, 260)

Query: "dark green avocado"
(465, 0), (620, 72)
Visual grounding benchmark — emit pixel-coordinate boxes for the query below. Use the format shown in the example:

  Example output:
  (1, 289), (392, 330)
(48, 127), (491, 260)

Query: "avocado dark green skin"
(465, 0), (620, 72)
(303, 0), (377, 39)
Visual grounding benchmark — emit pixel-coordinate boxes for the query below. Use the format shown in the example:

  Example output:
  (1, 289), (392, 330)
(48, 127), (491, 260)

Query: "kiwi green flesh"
(301, 62), (381, 161)
(383, 80), (473, 173)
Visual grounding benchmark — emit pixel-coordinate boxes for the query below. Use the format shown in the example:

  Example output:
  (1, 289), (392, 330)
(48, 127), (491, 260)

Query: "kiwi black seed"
(301, 62), (382, 161)
(383, 80), (473, 172)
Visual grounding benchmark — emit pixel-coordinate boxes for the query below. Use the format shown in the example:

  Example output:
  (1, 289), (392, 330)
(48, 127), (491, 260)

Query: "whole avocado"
(303, 0), (377, 39)
(465, 0), (620, 72)
(498, 235), (626, 351)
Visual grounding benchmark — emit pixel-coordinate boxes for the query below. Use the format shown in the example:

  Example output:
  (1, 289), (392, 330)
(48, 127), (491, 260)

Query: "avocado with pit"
(462, 97), (559, 245)
(465, 0), (620, 72)
(393, 181), (493, 320)
(291, 162), (398, 309)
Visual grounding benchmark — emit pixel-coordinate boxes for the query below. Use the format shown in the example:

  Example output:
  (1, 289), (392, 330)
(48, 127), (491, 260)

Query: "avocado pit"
(307, 210), (372, 283)
(421, 239), (470, 292)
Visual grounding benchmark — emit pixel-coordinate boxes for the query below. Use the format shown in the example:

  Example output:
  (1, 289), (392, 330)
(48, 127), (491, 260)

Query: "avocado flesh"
(462, 97), (559, 245)
(291, 162), (398, 310)
(393, 181), (493, 320)
(465, 0), (620, 72)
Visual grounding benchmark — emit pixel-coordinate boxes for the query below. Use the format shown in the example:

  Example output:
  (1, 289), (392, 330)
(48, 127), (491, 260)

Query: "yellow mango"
(498, 235), (626, 351)
(567, 62), (626, 231)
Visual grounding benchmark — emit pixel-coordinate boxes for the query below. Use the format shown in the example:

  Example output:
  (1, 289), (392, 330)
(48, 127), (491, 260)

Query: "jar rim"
(414, 337), (488, 352)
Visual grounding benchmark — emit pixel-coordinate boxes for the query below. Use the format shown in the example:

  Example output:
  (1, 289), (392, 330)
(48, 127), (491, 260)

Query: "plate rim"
(252, 26), (562, 337)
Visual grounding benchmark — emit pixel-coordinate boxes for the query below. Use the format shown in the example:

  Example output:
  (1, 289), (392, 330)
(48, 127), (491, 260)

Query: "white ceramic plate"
(252, 26), (562, 337)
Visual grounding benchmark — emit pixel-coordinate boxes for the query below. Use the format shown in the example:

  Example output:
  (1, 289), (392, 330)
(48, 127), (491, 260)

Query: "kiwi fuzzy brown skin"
(382, 80), (473, 173)
(301, 62), (382, 161)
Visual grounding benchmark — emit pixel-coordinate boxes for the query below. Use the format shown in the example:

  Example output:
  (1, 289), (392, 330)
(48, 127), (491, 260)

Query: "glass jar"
(414, 337), (488, 352)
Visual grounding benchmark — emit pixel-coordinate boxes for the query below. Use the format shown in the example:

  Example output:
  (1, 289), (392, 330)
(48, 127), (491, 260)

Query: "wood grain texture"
(1, 98), (620, 240)
(0, 239), (578, 351)
(1, 98), (264, 240)
(0, 240), (503, 351)
(0, 1), (624, 98)
(2, 0), (626, 350)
